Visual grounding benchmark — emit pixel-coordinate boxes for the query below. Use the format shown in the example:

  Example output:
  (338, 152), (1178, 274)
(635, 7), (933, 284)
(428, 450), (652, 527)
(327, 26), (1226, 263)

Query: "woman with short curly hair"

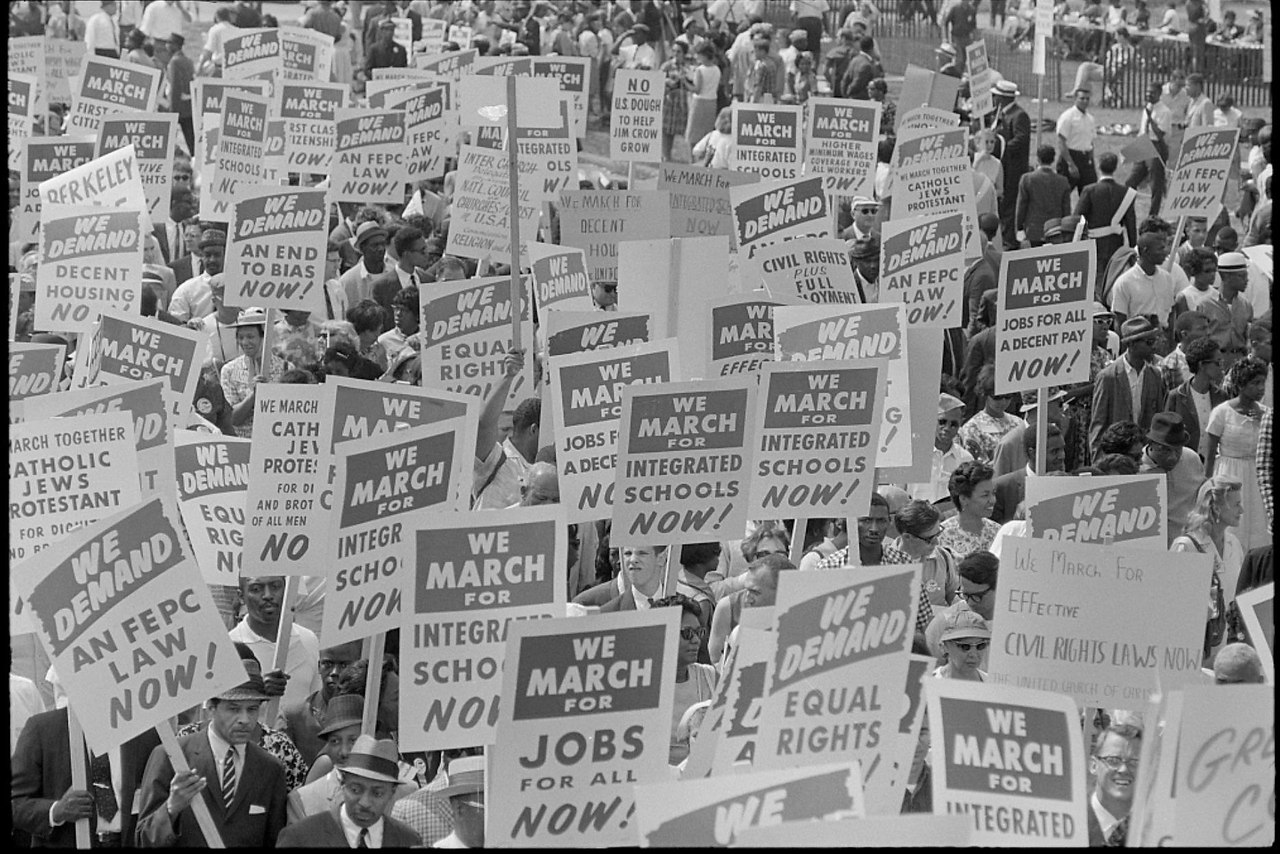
(937, 461), (1000, 558)
(1203, 356), (1270, 551)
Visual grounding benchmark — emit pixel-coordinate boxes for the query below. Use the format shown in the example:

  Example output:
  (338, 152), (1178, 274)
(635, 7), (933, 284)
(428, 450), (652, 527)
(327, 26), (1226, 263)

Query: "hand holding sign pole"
(263, 576), (297, 728)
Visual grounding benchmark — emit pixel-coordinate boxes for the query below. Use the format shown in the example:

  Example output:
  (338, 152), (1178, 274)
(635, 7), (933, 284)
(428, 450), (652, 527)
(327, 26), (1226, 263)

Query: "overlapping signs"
(225, 186), (329, 315)
(892, 124), (980, 259)
(732, 104), (803, 179)
(610, 70), (664, 162)
(35, 205), (144, 335)
(173, 431), (251, 587)
(1164, 126), (1240, 219)
(804, 98), (880, 199)
(67, 54), (160, 136)
(731, 176), (829, 261)
(1025, 474), (1168, 548)
(96, 112), (177, 220)
(879, 213), (967, 328)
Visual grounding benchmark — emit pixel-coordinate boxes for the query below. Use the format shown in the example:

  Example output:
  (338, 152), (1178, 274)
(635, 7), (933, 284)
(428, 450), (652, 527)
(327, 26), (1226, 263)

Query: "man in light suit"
(134, 659), (288, 847)
(992, 423), (1066, 524)
(277, 736), (422, 847)
(1090, 318), (1168, 463)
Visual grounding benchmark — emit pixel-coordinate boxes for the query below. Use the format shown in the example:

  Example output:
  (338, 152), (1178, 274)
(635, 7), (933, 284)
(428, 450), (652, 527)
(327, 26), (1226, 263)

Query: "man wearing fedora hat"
(432, 756), (485, 848)
(135, 658), (288, 847)
(1090, 317), (1168, 463)
(991, 78), (1031, 250)
(286, 693), (380, 823)
(277, 736), (421, 847)
(1138, 412), (1205, 544)
(169, 227), (227, 325)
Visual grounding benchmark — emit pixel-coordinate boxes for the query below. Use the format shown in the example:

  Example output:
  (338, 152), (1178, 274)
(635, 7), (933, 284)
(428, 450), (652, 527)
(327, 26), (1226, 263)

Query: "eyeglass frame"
(957, 586), (992, 604)
(947, 640), (988, 652)
(679, 626), (708, 641)
(1093, 755), (1140, 771)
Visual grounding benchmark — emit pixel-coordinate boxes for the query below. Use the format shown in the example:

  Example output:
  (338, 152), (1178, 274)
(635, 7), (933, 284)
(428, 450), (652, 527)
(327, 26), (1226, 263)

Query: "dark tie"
(1107, 815), (1130, 847)
(357, 827), (370, 848)
(221, 748), (237, 810)
(89, 752), (119, 822)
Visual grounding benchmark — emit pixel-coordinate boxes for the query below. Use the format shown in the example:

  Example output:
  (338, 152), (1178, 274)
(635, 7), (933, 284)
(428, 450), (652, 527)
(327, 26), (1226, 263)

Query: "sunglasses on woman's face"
(679, 627), (707, 641)
(949, 640), (988, 652)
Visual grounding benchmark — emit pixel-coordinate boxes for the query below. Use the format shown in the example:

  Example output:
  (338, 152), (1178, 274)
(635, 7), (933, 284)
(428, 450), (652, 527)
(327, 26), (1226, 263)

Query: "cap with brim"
(1042, 218), (1063, 239)
(378, 18), (396, 28)
(317, 694), (365, 738)
(353, 221), (388, 249)
(198, 229), (227, 251)
(230, 308), (268, 327)
(440, 755), (485, 798)
(1216, 251), (1248, 272)
(938, 42), (956, 57)
(215, 659), (273, 702)
(340, 735), (402, 784)
(940, 609), (992, 643)
(1021, 387), (1069, 410)
(851, 195), (880, 209)
(938, 392), (965, 415)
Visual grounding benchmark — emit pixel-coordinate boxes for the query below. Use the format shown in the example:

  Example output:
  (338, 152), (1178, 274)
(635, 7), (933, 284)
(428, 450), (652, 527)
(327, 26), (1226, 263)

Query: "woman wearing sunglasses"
(933, 610), (992, 682)
(653, 595), (718, 766)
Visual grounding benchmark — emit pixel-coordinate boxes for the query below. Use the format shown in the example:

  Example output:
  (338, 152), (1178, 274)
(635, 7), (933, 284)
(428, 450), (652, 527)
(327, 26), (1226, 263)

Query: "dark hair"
(978, 213), (1000, 240)
(391, 284), (419, 313)
(948, 461), (994, 511)
(1248, 317), (1271, 343)
(958, 550), (998, 588)
(1023, 422), (1062, 457)
(1098, 421), (1143, 457)
(868, 491), (889, 511)
(1096, 453), (1140, 475)
(1036, 144), (1056, 165)
(651, 593), (703, 622)
(1224, 355), (1269, 396)
(877, 138), (894, 163)
(512, 396), (541, 432)
(1138, 215), (1172, 236)
(1185, 336), (1221, 374)
(346, 299), (386, 336)
(860, 35), (875, 51)
(1213, 225), (1239, 251)
(1093, 722), (1142, 754)
(392, 226), (425, 256)
(1171, 311), (1205, 340)
(680, 542), (722, 567)
(894, 500), (941, 538)
(1098, 152), (1119, 174)
(1183, 246), (1218, 278)
(977, 363), (998, 398)
(279, 367), (318, 384)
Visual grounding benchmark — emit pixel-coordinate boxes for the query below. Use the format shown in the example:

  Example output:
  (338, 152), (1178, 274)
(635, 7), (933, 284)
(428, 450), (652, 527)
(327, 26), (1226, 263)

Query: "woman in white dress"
(1171, 476), (1245, 665)
(1203, 356), (1269, 551)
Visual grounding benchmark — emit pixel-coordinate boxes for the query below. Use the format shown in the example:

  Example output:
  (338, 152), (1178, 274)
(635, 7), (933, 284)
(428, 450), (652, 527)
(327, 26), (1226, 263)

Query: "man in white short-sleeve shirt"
(1111, 233), (1176, 330)
(228, 576), (323, 715)
(1056, 88), (1098, 194)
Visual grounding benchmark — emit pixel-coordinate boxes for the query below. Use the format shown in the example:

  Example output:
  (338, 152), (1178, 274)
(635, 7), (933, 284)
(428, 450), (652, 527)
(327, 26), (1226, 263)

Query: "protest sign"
(75, 309), (207, 430)
(204, 89), (270, 223)
(173, 431), (251, 587)
(515, 108), (578, 205)
(279, 81), (347, 173)
(634, 763), (864, 847)
(749, 360), (885, 517)
(385, 84), (448, 181)
(36, 204), (145, 334)
(1025, 474), (1167, 547)
(1127, 689), (1182, 847)
(19, 135), (96, 244)
(680, 640), (741, 780)
(532, 56), (591, 138)
(321, 419), (471, 647)
(8, 274), (19, 343)
(988, 536), (1214, 710)
(966, 40), (995, 119)
(544, 311), (652, 358)
(877, 654), (935, 816)
(774, 303), (912, 469)
(804, 98), (880, 199)
(46, 39), (86, 106)
(748, 236), (862, 305)
(279, 26), (335, 82)
(549, 339), (679, 521)
(754, 566), (916, 810)
(419, 275), (534, 407)
(473, 56), (533, 76)
(879, 213), (967, 327)
(330, 107), (408, 204)
(557, 190), (672, 283)
(897, 105), (962, 133)
(489, 609), (678, 848)
(13, 495), (247, 753)
(609, 70), (664, 161)
(892, 125), (980, 259)
(8, 36), (45, 106)
(528, 243), (594, 313)
(730, 176), (829, 261)
(190, 77), (269, 153)
(401, 506), (566, 751)
(1164, 126), (1241, 219)
(446, 24), (474, 49)
(657, 163), (758, 247)
(96, 112), (176, 220)
(241, 384), (335, 576)
(994, 243), (1094, 396)
(8, 342), (66, 402)
(731, 104), (804, 179)
(711, 624), (773, 774)
(8, 73), (38, 172)
(67, 54), (160, 136)
(224, 186), (328, 314)
(707, 293), (789, 378)
(1234, 583), (1273, 681)
(444, 143), (541, 264)
(418, 18), (447, 54)
(1174, 686), (1274, 847)
(732, 814), (974, 847)
(22, 377), (173, 502)
(366, 74), (438, 106)
(39, 144), (148, 215)
(895, 64), (962, 132)
(613, 377), (757, 545)
(415, 48), (478, 80)
(880, 332), (948, 488)
(924, 678), (1088, 846)
(222, 28), (283, 90)
(389, 16), (414, 55)
(261, 116), (288, 185)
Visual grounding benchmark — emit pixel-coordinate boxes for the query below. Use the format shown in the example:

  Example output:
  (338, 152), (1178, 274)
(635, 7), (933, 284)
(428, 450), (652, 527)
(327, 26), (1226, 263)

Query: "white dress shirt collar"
(339, 803), (385, 847)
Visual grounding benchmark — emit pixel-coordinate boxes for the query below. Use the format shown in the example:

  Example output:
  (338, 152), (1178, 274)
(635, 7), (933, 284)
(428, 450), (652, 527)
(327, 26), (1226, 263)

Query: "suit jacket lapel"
(189, 733), (228, 821)
(226, 744), (259, 816)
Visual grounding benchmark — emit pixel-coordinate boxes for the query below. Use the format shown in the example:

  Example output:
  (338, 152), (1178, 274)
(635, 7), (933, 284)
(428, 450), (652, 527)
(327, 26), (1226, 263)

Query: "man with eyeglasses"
(592, 280), (618, 311)
(905, 393), (974, 505)
(371, 227), (431, 333)
(1086, 723), (1142, 846)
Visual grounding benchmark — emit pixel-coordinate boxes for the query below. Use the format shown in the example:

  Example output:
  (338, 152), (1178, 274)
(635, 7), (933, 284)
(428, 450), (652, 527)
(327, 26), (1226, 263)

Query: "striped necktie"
(221, 747), (237, 810)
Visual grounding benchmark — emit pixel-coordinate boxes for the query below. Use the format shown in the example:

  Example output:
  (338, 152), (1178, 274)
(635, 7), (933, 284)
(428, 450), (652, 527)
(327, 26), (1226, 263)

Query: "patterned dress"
(937, 516), (1002, 559)
(176, 721), (309, 793)
(959, 410), (1027, 463)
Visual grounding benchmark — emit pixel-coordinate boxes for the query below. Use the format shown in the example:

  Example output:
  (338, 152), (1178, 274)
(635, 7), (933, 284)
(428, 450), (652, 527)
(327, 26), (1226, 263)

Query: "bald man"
(1212, 642), (1265, 684)
(518, 462), (559, 506)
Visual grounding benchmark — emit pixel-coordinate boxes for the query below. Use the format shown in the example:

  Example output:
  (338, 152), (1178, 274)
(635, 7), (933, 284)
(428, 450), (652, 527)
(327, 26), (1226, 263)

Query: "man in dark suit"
(11, 701), (161, 848)
(134, 659), (288, 847)
(152, 189), (197, 265)
(1085, 722), (1141, 846)
(992, 424), (1066, 523)
(166, 217), (203, 286)
(1016, 144), (1073, 247)
(276, 736), (422, 847)
(992, 80), (1032, 250)
(1075, 152), (1138, 295)
(368, 226), (430, 333)
(1089, 318), (1168, 463)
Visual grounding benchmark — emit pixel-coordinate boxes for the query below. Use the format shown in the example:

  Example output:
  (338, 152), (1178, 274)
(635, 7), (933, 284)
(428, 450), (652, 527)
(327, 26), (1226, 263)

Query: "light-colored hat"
(994, 79), (1020, 98)
(230, 307), (268, 327)
(937, 42), (957, 58)
(1092, 301), (1113, 318)
(440, 755), (485, 798)
(1119, 316), (1163, 344)
(340, 736), (401, 784)
(940, 609), (992, 643)
(1216, 251), (1249, 272)
(353, 221), (388, 249)
(938, 392), (965, 415)
(1042, 218), (1063, 239)
(851, 195), (880, 209)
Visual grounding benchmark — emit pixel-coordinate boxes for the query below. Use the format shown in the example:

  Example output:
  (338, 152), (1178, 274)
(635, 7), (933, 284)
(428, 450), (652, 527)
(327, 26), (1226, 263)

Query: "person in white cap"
(221, 308), (285, 439)
(905, 393), (974, 504)
(432, 755), (485, 848)
(1197, 251), (1254, 372)
(277, 736), (421, 847)
(932, 609), (991, 681)
(841, 195), (881, 243)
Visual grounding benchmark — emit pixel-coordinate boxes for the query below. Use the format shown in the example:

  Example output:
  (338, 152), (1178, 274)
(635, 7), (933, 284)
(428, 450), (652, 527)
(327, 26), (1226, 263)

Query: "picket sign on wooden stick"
(361, 633), (387, 737)
(156, 723), (226, 848)
(789, 519), (807, 566)
(263, 575), (298, 726)
(1164, 216), (1186, 275)
(67, 709), (91, 850)
(260, 308), (278, 374)
(1035, 387), (1050, 475)
(506, 74), (522, 347)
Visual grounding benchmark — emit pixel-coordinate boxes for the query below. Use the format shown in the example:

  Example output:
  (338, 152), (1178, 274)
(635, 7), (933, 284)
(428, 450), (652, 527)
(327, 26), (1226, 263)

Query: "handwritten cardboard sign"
(988, 536), (1214, 710)
(13, 495), (247, 753)
(558, 190), (672, 284)
(36, 204), (145, 334)
(331, 107), (408, 204)
(489, 609), (678, 848)
(658, 163), (758, 248)
(279, 81), (347, 173)
(225, 186), (328, 314)
(749, 360), (885, 517)
(804, 98), (880, 199)
(401, 506), (566, 751)
(994, 243), (1094, 396)
(444, 143), (540, 263)
(19, 135), (96, 244)
(610, 70), (664, 162)
(879, 213), (966, 328)
(173, 431), (251, 586)
(924, 678), (1087, 846)
(67, 54), (160, 136)
(730, 176), (829, 261)
(1025, 474), (1167, 548)
(774, 303), (911, 469)
(732, 104), (804, 179)
(1165, 126), (1240, 219)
